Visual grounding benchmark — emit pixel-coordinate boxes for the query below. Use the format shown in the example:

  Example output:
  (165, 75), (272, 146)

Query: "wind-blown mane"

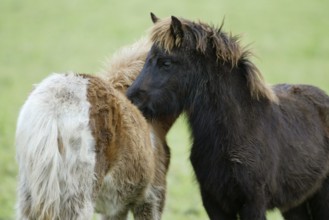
(150, 16), (277, 102)
(100, 37), (152, 93)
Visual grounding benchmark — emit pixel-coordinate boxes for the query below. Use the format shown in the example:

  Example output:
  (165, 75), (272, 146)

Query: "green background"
(1, 0), (328, 219)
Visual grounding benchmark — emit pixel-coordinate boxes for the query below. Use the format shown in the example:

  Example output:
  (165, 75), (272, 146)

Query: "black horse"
(127, 14), (329, 220)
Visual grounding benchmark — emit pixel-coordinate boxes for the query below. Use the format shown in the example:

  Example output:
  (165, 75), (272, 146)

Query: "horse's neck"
(149, 116), (178, 140)
(186, 70), (265, 146)
(187, 96), (245, 130)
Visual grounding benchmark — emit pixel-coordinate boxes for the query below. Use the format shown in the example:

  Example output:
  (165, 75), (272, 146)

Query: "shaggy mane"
(100, 37), (152, 93)
(150, 17), (278, 102)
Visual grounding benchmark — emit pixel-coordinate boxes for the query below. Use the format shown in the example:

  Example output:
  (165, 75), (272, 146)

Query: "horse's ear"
(150, 12), (159, 23)
(170, 16), (184, 40)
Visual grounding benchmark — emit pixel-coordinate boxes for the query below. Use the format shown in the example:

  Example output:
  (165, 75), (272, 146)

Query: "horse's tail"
(15, 73), (95, 219)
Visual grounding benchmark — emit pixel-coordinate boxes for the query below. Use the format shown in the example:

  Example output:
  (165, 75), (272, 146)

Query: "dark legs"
(308, 177), (329, 220)
(282, 202), (311, 220)
(239, 202), (266, 220)
(237, 177), (267, 220)
(201, 187), (268, 220)
(238, 191), (267, 220)
(200, 189), (237, 220)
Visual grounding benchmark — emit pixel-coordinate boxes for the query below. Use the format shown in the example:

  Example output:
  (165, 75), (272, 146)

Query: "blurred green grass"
(0, 0), (328, 219)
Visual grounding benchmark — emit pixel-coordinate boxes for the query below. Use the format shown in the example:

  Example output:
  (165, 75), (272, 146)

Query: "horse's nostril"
(127, 90), (147, 107)
(130, 96), (141, 106)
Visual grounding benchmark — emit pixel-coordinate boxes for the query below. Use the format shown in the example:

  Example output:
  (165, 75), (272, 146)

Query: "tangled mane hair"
(100, 37), (152, 93)
(149, 15), (278, 102)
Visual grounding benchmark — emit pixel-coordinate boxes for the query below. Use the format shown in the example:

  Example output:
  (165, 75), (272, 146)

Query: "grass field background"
(1, 0), (328, 219)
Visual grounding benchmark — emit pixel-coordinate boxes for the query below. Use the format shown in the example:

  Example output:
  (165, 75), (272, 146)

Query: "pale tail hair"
(16, 73), (96, 220)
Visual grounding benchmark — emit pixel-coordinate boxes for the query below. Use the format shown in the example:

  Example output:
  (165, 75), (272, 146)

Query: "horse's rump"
(16, 72), (159, 219)
(274, 84), (329, 136)
(16, 73), (96, 219)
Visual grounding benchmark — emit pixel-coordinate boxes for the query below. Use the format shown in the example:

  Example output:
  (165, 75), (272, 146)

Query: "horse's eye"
(163, 60), (171, 67)
(158, 59), (172, 68)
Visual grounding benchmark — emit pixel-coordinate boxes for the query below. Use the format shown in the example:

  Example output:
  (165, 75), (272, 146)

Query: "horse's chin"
(140, 102), (169, 120)
(140, 106), (157, 120)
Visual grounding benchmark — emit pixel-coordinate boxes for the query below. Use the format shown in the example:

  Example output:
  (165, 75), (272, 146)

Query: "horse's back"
(274, 83), (329, 133)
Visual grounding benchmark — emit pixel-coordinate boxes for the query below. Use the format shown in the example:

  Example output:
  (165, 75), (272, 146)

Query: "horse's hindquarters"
(16, 73), (96, 219)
